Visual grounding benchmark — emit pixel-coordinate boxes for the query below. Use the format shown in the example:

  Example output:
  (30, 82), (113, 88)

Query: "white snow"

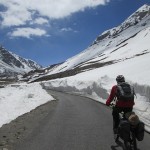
(42, 55), (150, 132)
(0, 82), (54, 128)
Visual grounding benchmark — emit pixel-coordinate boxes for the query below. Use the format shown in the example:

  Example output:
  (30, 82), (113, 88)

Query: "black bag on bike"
(118, 120), (130, 141)
(135, 121), (145, 141)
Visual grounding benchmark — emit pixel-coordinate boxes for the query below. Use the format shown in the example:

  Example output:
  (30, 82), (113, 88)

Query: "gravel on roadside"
(0, 100), (58, 150)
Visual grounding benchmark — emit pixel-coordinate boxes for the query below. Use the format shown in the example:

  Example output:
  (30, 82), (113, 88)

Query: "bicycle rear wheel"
(123, 141), (130, 150)
(131, 134), (137, 150)
(124, 139), (137, 150)
(114, 134), (119, 142)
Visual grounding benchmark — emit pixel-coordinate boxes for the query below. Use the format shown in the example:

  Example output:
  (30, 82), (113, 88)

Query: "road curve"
(14, 90), (150, 150)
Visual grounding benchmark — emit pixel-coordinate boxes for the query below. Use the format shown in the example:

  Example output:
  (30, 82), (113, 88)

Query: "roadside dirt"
(0, 100), (58, 150)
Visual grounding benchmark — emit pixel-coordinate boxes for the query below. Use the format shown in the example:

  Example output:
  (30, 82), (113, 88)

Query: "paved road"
(14, 90), (150, 150)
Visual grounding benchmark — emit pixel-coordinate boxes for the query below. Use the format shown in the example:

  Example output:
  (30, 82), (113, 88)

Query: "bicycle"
(110, 104), (144, 150)
(115, 111), (137, 150)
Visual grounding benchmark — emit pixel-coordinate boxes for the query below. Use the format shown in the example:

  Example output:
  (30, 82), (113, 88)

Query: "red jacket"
(106, 85), (135, 107)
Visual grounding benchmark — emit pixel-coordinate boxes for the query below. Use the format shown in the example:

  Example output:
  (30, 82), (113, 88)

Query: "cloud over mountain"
(0, 0), (110, 38)
(9, 27), (47, 38)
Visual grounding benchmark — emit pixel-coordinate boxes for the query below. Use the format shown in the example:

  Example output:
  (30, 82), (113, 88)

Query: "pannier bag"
(135, 121), (145, 141)
(118, 120), (130, 141)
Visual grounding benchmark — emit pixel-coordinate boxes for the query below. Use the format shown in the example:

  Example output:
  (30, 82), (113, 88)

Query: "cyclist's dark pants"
(112, 107), (133, 133)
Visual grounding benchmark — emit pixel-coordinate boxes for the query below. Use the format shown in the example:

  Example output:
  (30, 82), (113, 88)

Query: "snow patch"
(0, 82), (54, 128)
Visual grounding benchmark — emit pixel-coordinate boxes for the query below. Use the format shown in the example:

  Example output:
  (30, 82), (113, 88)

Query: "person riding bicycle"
(106, 75), (135, 135)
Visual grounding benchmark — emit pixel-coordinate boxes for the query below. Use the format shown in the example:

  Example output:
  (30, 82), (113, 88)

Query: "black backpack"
(116, 82), (135, 101)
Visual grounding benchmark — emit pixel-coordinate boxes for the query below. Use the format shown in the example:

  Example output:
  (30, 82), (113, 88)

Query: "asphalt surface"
(3, 90), (150, 150)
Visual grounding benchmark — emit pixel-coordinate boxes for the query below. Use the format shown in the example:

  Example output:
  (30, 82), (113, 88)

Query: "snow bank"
(42, 56), (150, 132)
(0, 82), (54, 128)
(42, 77), (150, 132)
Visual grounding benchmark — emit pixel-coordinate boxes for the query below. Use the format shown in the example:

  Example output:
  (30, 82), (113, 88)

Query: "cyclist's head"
(116, 75), (125, 83)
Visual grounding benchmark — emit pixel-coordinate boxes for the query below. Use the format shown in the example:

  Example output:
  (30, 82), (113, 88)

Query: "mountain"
(48, 4), (150, 73)
(28, 4), (150, 82)
(18, 4), (150, 133)
(93, 4), (150, 44)
(0, 45), (42, 79)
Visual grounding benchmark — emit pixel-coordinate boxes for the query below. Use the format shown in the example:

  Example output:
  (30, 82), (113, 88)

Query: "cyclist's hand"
(106, 101), (110, 106)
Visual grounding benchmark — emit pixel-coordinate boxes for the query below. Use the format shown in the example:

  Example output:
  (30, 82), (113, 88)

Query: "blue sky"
(0, 0), (150, 67)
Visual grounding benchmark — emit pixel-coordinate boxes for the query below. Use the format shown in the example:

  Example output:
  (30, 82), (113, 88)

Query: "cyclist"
(106, 75), (135, 136)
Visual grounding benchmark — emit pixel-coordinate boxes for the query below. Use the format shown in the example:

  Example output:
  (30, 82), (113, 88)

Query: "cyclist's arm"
(106, 85), (117, 106)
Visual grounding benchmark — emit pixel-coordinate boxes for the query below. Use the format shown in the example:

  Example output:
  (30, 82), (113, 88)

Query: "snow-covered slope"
(35, 4), (150, 132)
(0, 45), (42, 78)
(43, 4), (150, 75)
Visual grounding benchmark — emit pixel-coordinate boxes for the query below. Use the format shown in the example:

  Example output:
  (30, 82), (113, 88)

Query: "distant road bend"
(14, 90), (150, 150)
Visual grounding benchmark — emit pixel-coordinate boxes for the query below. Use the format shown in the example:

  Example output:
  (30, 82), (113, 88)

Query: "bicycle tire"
(115, 135), (119, 142)
(123, 141), (130, 150)
(132, 133), (137, 150)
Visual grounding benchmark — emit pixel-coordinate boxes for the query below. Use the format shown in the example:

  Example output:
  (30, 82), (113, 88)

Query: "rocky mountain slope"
(0, 45), (42, 79)
(48, 4), (150, 73)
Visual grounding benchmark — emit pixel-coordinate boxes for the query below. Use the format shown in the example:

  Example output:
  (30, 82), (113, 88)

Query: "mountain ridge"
(27, 4), (150, 82)
(94, 4), (150, 43)
(0, 45), (42, 79)
(1, 4), (149, 82)
(47, 4), (150, 73)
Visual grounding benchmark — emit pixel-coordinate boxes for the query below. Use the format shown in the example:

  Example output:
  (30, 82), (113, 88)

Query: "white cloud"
(0, 0), (110, 27)
(0, 1), (32, 27)
(32, 18), (49, 25)
(61, 27), (73, 32)
(60, 27), (78, 33)
(9, 27), (47, 38)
